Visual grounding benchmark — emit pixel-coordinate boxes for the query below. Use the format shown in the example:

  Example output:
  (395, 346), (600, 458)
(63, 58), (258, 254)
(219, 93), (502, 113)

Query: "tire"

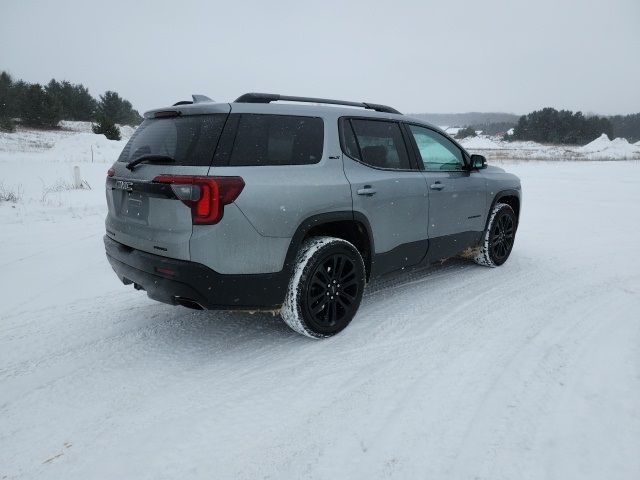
(281, 236), (366, 339)
(474, 203), (517, 267)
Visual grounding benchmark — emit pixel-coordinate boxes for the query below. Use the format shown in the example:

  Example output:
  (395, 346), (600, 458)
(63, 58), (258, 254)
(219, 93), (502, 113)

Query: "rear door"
(105, 105), (229, 260)
(207, 111), (352, 240)
(340, 118), (429, 273)
(403, 124), (486, 253)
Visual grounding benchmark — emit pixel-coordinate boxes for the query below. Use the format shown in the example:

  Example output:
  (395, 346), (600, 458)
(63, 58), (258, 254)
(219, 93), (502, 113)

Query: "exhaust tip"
(174, 297), (204, 310)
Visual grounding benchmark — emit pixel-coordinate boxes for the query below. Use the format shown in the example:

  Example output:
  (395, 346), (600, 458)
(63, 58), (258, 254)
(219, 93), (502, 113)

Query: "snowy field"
(456, 133), (640, 161)
(1, 125), (639, 479)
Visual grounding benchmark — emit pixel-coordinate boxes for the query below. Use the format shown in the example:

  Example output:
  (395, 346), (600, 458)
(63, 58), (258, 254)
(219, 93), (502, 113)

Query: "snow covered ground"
(1, 125), (639, 479)
(457, 133), (640, 161)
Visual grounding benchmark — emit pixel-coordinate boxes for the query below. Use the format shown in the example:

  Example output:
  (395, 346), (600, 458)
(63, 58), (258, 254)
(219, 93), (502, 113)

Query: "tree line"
(0, 71), (142, 140)
(502, 108), (640, 145)
(609, 114), (640, 143)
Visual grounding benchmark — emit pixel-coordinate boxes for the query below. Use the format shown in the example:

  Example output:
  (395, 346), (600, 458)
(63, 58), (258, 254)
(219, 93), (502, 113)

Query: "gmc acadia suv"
(105, 93), (521, 338)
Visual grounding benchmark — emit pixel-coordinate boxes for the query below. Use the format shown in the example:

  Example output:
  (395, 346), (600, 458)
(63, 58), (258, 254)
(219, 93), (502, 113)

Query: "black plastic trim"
(280, 211), (376, 279)
(423, 231), (482, 263)
(370, 240), (428, 278)
(106, 177), (175, 199)
(105, 236), (289, 309)
(485, 189), (521, 231)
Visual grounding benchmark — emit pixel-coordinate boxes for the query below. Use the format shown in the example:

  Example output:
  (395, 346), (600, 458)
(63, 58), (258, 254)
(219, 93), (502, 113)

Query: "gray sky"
(1, 0), (639, 115)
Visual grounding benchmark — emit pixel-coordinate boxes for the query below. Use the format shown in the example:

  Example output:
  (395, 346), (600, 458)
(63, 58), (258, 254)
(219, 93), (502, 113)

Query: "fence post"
(73, 166), (82, 189)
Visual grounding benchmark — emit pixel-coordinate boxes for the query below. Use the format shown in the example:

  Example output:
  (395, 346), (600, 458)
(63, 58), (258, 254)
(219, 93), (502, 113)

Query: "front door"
(404, 124), (487, 259)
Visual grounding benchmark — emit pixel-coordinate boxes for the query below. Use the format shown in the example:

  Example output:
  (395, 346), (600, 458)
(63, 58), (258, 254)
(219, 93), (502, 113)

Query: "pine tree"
(92, 116), (121, 140)
(20, 84), (62, 128)
(455, 127), (477, 139)
(0, 71), (15, 131)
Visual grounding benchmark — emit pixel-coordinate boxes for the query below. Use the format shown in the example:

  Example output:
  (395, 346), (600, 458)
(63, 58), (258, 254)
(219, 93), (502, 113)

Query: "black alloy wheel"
(489, 208), (516, 265)
(304, 253), (360, 330)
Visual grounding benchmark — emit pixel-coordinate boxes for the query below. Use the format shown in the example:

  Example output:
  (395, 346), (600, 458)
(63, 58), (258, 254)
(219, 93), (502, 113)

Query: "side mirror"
(470, 154), (487, 170)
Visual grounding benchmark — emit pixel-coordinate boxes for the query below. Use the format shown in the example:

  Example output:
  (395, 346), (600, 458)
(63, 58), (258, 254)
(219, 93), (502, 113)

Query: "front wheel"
(281, 237), (366, 339)
(474, 203), (517, 267)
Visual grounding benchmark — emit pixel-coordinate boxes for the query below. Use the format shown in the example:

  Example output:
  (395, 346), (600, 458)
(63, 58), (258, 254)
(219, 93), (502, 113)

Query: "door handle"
(430, 182), (445, 191)
(357, 185), (377, 196)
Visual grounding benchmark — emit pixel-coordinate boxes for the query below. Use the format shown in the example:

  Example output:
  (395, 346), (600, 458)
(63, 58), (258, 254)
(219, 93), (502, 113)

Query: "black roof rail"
(234, 93), (401, 115)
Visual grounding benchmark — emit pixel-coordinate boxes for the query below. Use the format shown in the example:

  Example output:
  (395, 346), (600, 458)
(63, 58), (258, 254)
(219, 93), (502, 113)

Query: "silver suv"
(105, 93), (521, 338)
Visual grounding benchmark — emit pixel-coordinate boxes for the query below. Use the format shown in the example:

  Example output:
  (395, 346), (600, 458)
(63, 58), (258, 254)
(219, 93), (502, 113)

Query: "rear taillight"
(152, 175), (244, 225)
(107, 167), (115, 177)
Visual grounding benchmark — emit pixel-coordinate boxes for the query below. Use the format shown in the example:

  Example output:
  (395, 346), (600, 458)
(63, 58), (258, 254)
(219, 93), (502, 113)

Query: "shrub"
(0, 116), (15, 132)
(0, 182), (23, 203)
(455, 127), (477, 139)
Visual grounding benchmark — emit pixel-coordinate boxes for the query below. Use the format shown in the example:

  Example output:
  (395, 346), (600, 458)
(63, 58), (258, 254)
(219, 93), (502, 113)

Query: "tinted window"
(347, 119), (411, 170)
(118, 114), (226, 166)
(407, 124), (464, 171)
(229, 114), (323, 166)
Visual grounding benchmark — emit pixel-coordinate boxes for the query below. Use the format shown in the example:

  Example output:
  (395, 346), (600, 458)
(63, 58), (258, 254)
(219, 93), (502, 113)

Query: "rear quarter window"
(229, 114), (323, 166)
(118, 114), (226, 166)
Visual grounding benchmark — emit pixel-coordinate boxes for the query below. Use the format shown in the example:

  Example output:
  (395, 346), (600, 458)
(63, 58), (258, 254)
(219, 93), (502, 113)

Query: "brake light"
(152, 175), (244, 225)
(107, 167), (115, 177)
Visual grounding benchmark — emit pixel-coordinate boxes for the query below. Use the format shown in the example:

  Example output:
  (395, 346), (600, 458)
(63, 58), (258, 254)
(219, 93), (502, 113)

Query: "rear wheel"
(474, 203), (517, 267)
(281, 237), (366, 339)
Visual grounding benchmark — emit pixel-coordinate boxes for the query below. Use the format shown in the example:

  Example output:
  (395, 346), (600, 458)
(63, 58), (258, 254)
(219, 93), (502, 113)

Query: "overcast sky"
(1, 0), (639, 115)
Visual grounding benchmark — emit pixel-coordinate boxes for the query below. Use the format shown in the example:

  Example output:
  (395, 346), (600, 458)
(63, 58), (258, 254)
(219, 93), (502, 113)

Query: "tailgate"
(105, 107), (229, 260)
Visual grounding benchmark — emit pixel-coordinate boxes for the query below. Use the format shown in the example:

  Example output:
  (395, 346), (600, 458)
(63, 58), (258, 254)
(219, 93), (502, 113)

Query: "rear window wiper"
(126, 154), (175, 170)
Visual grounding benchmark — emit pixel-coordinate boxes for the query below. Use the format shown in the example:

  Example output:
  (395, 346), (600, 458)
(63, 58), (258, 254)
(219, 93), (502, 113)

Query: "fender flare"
(281, 211), (375, 275)
(484, 189), (521, 232)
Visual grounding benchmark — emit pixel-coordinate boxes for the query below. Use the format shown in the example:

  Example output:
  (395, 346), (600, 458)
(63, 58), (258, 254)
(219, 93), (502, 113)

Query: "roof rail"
(172, 94), (214, 106)
(234, 93), (401, 114)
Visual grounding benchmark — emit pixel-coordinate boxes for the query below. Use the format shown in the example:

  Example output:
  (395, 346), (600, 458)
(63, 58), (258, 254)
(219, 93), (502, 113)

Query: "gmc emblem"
(115, 180), (134, 192)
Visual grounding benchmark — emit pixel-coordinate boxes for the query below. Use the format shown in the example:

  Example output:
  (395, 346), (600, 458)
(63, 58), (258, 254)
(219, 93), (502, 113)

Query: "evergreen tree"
(0, 71), (15, 131)
(20, 84), (62, 128)
(609, 113), (640, 143)
(508, 108), (613, 145)
(95, 91), (142, 126)
(46, 78), (97, 121)
(455, 127), (477, 139)
(0, 71), (142, 131)
(92, 116), (121, 140)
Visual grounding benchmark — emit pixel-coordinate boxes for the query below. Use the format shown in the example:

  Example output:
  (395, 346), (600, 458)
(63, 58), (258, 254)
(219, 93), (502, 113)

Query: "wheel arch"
(283, 211), (375, 281)
(486, 189), (521, 231)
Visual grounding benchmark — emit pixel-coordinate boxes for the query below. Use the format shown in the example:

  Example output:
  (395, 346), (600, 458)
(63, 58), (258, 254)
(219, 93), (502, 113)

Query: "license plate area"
(121, 191), (148, 222)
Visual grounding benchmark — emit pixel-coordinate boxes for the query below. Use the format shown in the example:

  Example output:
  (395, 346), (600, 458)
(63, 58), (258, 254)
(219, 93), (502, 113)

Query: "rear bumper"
(104, 235), (288, 310)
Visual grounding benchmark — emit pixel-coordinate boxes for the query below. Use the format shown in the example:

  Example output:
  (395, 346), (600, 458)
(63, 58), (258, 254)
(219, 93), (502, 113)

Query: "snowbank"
(43, 132), (128, 164)
(576, 134), (639, 159)
(459, 136), (502, 150)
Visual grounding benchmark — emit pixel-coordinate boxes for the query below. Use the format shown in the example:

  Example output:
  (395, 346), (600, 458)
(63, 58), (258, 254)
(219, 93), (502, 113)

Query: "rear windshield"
(118, 113), (226, 166)
(229, 114), (323, 166)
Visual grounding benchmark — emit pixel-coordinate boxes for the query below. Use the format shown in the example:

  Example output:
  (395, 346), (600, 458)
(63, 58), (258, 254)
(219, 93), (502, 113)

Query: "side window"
(345, 119), (411, 170)
(229, 114), (323, 166)
(407, 124), (464, 171)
